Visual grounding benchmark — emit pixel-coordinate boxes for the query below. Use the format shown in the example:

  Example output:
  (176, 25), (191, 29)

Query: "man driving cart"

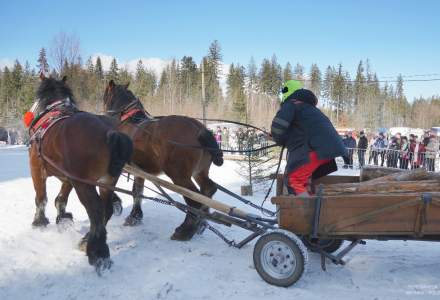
(271, 80), (347, 196)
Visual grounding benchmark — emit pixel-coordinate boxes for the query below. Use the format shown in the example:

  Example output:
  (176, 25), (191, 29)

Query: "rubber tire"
(302, 237), (343, 253)
(253, 232), (305, 287)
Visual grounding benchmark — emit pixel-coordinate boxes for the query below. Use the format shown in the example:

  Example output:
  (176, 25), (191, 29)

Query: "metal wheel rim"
(260, 240), (297, 280)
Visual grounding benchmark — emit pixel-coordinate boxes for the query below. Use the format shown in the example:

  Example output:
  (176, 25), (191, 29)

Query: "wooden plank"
(322, 198), (420, 233)
(124, 164), (250, 218)
(321, 180), (440, 195)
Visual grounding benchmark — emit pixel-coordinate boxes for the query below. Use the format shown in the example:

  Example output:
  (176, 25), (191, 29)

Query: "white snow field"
(0, 146), (439, 299)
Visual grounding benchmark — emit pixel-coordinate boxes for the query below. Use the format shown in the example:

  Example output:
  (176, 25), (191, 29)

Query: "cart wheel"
(302, 237), (343, 253)
(253, 230), (308, 287)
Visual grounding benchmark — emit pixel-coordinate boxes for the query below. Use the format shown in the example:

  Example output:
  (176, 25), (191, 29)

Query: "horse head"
(24, 74), (77, 128)
(32, 73), (76, 116)
(104, 80), (146, 118)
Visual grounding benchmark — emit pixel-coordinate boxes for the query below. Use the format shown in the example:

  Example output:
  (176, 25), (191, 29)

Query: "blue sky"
(1, 0), (439, 100)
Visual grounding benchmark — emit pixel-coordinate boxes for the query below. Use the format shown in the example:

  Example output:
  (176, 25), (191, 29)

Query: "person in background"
(357, 130), (368, 168)
(425, 134), (438, 171)
(399, 136), (410, 169)
(271, 80), (346, 197)
(408, 134), (416, 167)
(386, 135), (401, 168)
(237, 128), (245, 154)
(222, 126), (230, 150)
(342, 131), (356, 168)
(215, 126), (222, 148)
(374, 132), (387, 166)
(411, 136), (426, 169)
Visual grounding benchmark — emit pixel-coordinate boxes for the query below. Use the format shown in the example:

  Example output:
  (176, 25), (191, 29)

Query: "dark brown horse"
(28, 75), (133, 271)
(104, 80), (223, 241)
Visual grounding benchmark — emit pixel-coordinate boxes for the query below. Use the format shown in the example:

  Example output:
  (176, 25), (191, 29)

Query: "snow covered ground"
(0, 146), (439, 299)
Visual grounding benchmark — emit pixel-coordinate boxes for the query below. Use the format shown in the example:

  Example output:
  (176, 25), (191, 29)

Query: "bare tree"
(49, 32), (81, 73)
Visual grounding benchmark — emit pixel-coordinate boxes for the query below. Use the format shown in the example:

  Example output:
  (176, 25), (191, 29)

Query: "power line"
(295, 77), (440, 84)
(381, 73), (440, 79)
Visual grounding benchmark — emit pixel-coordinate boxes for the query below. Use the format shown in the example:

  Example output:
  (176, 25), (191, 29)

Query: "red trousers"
(288, 151), (330, 195)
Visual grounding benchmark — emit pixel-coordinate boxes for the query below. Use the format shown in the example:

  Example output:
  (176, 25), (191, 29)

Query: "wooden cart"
(122, 165), (440, 287)
(252, 173), (440, 287)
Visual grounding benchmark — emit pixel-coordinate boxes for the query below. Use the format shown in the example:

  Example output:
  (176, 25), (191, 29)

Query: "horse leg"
(55, 181), (74, 224)
(124, 176), (144, 226)
(74, 182), (112, 271)
(194, 169), (218, 198)
(170, 178), (203, 241)
(30, 158), (49, 227)
(98, 177), (119, 225)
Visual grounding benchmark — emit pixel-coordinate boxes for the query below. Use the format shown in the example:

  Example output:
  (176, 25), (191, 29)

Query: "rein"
(39, 150), (135, 196)
(109, 100), (277, 154)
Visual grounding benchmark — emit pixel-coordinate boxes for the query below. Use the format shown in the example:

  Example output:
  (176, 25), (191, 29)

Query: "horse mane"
(37, 77), (77, 108)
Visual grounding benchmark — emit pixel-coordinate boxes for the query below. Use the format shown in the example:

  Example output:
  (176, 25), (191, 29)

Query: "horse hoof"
(56, 212), (73, 224)
(78, 236), (88, 252)
(94, 257), (113, 276)
(113, 201), (123, 217)
(170, 226), (198, 241)
(170, 232), (192, 241)
(123, 215), (142, 226)
(32, 216), (49, 227)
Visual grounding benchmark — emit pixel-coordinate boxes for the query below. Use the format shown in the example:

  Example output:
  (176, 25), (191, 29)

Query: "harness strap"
(121, 108), (144, 122)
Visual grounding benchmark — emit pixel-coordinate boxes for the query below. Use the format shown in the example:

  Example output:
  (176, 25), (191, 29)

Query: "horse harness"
(28, 98), (78, 162)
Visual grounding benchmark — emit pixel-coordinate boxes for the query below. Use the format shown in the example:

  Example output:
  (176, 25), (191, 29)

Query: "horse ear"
(108, 80), (115, 88)
(62, 75), (68, 82)
(125, 82), (130, 89)
(39, 72), (46, 81)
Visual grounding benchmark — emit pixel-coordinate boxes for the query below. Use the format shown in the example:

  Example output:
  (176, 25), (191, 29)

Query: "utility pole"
(201, 59), (207, 126)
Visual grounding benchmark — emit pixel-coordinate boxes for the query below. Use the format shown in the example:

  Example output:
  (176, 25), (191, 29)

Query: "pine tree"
(293, 63), (304, 80)
(283, 62), (293, 81)
(37, 48), (50, 74)
(108, 58), (119, 81)
(322, 66), (335, 114)
(133, 60), (156, 101)
(179, 56), (198, 99)
(205, 40), (223, 103)
(309, 64), (321, 97)
(354, 60), (365, 106)
(86, 56), (94, 74)
(227, 64), (247, 121)
(95, 56), (104, 80)
(331, 63), (345, 126)
(246, 57), (258, 92)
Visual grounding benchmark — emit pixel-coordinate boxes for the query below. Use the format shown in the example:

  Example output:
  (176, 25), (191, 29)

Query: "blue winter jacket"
(271, 89), (347, 175)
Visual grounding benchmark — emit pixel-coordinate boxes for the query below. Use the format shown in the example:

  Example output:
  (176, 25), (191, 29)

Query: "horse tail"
(198, 128), (224, 166)
(106, 131), (133, 177)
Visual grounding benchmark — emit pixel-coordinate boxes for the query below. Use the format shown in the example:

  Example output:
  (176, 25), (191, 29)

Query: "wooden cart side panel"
(273, 194), (440, 236)
(320, 196), (419, 234)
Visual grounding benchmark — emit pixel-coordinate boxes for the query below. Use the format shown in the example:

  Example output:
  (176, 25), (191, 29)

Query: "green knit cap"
(281, 80), (303, 102)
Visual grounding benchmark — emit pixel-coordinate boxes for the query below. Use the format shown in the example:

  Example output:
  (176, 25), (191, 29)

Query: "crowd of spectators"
(209, 125), (440, 172)
(342, 130), (440, 171)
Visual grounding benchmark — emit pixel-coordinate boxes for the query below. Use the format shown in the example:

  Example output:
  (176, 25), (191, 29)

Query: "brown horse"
(104, 80), (223, 241)
(28, 75), (133, 271)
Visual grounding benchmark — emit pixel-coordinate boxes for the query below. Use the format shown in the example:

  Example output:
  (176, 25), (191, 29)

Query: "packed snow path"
(0, 146), (439, 299)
